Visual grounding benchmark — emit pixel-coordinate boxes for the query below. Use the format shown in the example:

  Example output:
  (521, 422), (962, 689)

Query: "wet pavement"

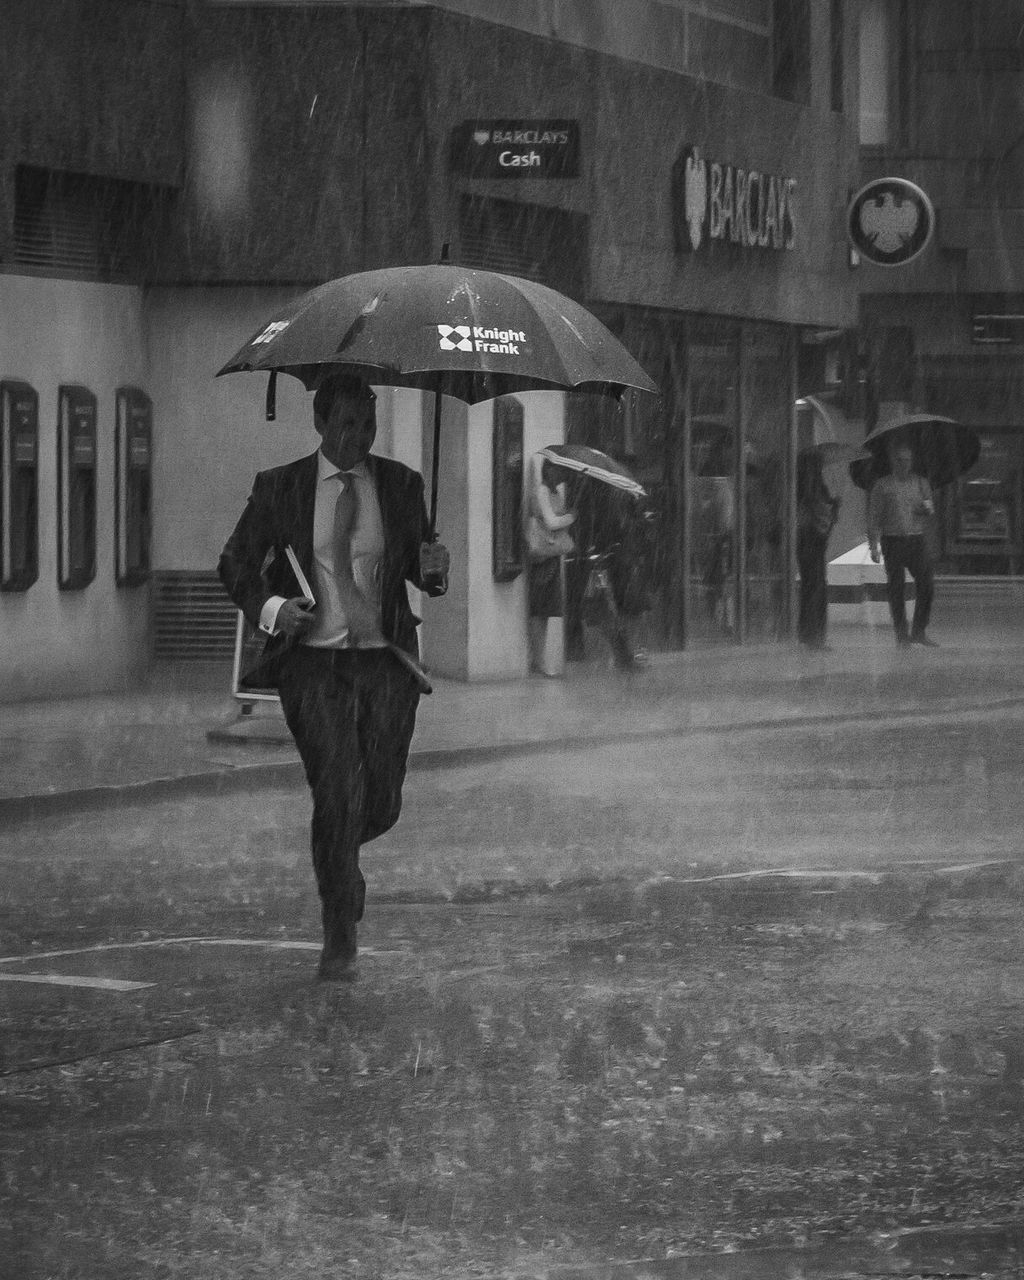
(3, 875), (1024, 1279)
(4, 607), (1024, 1277)
(3, 605), (1024, 819)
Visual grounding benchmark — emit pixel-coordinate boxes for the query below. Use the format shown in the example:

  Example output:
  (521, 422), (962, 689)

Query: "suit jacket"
(218, 451), (446, 689)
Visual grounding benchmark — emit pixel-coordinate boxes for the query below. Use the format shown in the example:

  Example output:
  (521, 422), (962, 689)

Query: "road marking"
(0, 936), (322, 966)
(653, 858), (1013, 887)
(0, 973), (154, 991)
(0, 936), (404, 996)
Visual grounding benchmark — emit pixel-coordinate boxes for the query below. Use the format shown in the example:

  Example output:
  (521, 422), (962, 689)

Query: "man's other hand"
(278, 597), (316, 636)
(420, 542), (450, 581)
(869, 545), (881, 564)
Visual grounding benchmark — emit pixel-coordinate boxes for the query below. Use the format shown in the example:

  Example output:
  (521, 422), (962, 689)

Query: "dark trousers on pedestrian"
(796, 530), (829, 647)
(277, 646), (420, 957)
(881, 534), (934, 641)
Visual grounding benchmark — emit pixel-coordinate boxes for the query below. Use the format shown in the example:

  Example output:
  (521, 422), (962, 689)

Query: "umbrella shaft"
(429, 389), (441, 540)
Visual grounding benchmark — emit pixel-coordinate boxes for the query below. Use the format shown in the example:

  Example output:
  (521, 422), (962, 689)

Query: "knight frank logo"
(437, 324), (527, 354)
(437, 324), (473, 352)
(251, 319), (291, 345)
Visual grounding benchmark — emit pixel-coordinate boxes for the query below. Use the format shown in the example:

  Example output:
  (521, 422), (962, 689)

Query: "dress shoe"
(317, 952), (358, 982)
(319, 901), (357, 980)
(910, 633), (939, 647)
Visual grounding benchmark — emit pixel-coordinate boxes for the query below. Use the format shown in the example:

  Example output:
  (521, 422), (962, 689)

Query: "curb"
(536, 1223), (1024, 1280)
(5, 692), (1024, 823)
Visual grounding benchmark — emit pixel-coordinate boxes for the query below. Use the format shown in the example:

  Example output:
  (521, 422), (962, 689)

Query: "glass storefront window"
(687, 320), (740, 643)
(566, 309), (794, 651)
(743, 323), (792, 639)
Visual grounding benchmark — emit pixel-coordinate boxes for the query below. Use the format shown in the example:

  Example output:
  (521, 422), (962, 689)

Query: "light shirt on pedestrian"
(868, 473), (933, 541)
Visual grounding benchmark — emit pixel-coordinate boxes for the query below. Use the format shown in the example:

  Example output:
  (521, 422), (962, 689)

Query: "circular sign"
(847, 177), (935, 267)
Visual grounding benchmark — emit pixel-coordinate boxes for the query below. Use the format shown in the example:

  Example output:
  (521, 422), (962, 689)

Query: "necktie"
(333, 476), (382, 645)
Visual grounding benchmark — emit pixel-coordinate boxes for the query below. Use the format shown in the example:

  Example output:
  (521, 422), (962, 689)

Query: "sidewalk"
(3, 608), (1024, 819)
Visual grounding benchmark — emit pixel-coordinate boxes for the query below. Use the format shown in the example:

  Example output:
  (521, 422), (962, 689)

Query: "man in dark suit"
(219, 373), (450, 980)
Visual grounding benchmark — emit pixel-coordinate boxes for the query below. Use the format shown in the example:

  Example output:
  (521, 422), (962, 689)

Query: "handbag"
(525, 514), (574, 562)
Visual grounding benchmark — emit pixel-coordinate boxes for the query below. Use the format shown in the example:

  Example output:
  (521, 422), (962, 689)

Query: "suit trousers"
(277, 646), (420, 925)
(880, 534), (934, 639)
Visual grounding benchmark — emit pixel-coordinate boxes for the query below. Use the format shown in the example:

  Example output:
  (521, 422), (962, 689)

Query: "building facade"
(815, 2), (1024, 577)
(0, 0), (859, 699)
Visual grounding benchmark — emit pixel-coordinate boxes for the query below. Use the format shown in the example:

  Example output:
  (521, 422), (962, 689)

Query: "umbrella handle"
(265, 371), (277, 422)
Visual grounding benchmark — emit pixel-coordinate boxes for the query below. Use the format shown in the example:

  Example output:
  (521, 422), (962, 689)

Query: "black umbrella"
(217, 263), (659, 534)
(848, 411), (981, 490)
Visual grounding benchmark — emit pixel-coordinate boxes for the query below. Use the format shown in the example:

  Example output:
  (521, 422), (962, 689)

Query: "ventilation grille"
(14, 190), (105, 274)
(153, 571), (237, 659)
(11, 165), (170, 281)
(458, 196), (589, 300)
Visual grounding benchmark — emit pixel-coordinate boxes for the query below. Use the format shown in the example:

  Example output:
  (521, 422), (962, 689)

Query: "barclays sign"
(449, 119), (580, 180)
(671, 145), (797, 254)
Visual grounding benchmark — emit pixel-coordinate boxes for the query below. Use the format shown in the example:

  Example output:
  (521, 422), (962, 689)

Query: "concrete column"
(418, 390), (567, 681)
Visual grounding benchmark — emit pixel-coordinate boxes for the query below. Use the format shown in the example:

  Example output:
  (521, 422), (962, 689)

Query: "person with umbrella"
(541, 445), (651, 671)
(218, 373), (450, 981)
(796, 447), (841, 651)
(867, 439), (938, 648)
(524, 452), (577, 675)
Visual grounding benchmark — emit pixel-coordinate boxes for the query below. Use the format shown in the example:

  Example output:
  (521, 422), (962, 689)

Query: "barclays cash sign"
(449, 120), (580, 179)
(671, 145), (797, 255)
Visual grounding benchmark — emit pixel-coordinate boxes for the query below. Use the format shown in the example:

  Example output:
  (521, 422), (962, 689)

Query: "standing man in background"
(219, 374), (450, 981)
(867, 441), (937, 648)
(796, 449), (840, 651)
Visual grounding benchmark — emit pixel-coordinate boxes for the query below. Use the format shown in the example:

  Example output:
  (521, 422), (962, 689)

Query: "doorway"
(566, 309), (795, 652)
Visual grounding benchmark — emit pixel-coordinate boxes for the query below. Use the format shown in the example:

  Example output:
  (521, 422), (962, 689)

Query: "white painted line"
(0, 973), (155, 992)
(0, 937), (322, 966)
(661, 858), (1012, 887)
(0, 937), (409, 997)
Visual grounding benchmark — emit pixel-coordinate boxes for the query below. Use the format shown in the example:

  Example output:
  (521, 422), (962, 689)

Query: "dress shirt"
(258, 453), (386, 648)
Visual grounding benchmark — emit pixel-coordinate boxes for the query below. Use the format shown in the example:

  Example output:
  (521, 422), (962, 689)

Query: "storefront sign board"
(672, 145), (797, 254)
(846, 177), (935, 267)
(449, 120), (580, 179)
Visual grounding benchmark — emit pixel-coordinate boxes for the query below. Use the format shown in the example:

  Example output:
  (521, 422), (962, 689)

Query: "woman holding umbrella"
(541, 444), (651, 671)
(524, 453), (577, 675)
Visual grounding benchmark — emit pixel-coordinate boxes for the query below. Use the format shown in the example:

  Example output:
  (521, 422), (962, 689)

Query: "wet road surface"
(2, 704), (1024, 1278)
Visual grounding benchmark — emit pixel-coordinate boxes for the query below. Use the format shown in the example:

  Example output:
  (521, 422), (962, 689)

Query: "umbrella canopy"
(218, 264), (658, 402)
(217, 263), (659, 532)
(538, 444), (646, 497)
(796, 395), (844, 447)
(849, 411), (980, 490)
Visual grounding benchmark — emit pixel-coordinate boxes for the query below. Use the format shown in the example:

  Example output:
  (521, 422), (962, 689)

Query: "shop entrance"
(567, 310), (796, 652)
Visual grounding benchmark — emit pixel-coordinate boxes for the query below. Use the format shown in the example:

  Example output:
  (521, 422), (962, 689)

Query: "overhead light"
(801, 329), (847, 345)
